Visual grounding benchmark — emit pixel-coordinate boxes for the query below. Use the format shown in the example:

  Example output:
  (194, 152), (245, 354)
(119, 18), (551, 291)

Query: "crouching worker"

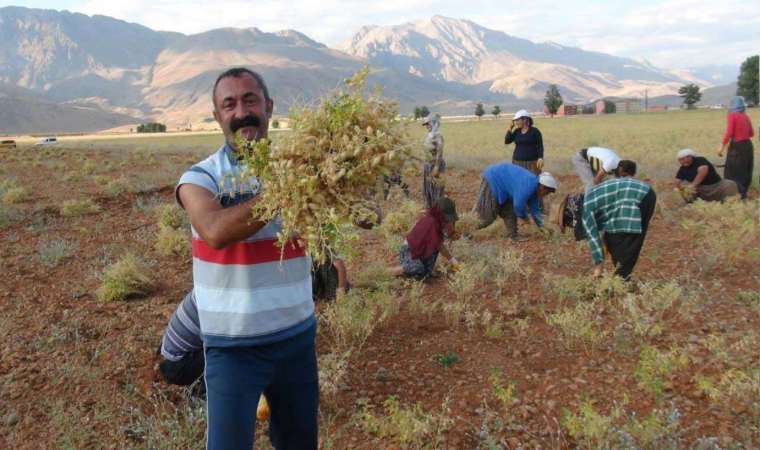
(675, 148), (738, 203)
(583, 160), (656, 281)
(475, 162), (558, 241)
(390, 197), (459, 279)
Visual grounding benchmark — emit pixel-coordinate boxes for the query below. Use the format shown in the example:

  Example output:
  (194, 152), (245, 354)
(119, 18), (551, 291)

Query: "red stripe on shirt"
(192, 238), (306, 265)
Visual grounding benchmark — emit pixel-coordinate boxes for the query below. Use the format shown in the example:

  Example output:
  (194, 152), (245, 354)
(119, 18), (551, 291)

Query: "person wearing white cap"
(572, 146), (622, 190)
(675, 149), (738, 203)
(421, 114), (446, 208)
(505, 109), (545, 174)
(474, 162), (557, 241)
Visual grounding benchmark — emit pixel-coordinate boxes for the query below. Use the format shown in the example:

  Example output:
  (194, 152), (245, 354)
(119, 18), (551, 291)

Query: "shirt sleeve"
(723, 113), (736, 145)
(582, 197), (604, 265)
(175, 165), (218, 208)
(505, 130), (516, 145)
(161, 291), (203, 361)
(535, 129), (544, 159)
(512, 183), (529, 219)
(528, 194), (543, 227)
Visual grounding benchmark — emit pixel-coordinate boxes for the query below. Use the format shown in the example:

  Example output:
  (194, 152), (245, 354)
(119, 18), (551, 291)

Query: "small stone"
(4, 412), (18, 427)
(374, 367), (389, 382)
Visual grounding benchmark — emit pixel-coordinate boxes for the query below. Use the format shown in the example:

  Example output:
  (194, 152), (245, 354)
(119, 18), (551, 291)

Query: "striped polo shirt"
(176, 144), (314, 348)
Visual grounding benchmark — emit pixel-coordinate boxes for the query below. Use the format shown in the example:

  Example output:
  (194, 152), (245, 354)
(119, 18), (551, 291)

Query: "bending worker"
(582, 160), (656, 281)
(474, 162), (558, 241)
(572, 146), (621, 190)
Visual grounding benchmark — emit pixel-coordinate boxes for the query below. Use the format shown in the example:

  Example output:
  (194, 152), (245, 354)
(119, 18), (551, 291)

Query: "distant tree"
(736, 55), (759, 106)
(413, 106), (430, 120)
(271, 119), (280, 129)
(604, 100), (616, 114)
(491, 105), (501, 118)
(678, 84), (702, 109)
(544, 85), (563, 116)
(136, 122), (167, 133)
(474, 103), (485, 119)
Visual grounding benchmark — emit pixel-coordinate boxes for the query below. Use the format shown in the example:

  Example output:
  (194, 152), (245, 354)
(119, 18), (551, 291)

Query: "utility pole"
(644, 89), (648, 112)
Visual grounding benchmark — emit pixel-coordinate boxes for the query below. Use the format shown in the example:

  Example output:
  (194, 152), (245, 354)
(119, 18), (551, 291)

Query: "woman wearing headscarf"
(421, 114), (446, 208)
(389, 197), (459, 279)
(718, 96), (754, 199)
(505, 109), (544, 174)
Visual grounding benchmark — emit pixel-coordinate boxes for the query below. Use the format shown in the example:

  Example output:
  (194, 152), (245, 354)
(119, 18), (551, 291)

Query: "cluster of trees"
(737, 55), (758, 106)
(474, 103), (502, 119)
(136, 122), (167, 133)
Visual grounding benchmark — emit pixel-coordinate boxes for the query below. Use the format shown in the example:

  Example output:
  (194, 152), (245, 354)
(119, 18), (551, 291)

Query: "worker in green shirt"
(582, 160), (656, 281)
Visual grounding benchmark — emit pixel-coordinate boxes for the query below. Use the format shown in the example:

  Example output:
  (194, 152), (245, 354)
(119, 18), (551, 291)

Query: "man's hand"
(536, 158), (544, 171)
(448, 257), (461, 273)
(592, 265), (603, 278)
(509, 121), (515, 131)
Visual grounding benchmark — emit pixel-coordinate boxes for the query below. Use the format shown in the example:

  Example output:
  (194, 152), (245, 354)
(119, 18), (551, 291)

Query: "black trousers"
(724, 140), (754, 199)
(603, 189), (656, 281)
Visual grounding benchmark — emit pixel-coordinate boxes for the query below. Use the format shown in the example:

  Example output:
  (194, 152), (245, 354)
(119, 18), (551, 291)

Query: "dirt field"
(0, 115), (759, 449)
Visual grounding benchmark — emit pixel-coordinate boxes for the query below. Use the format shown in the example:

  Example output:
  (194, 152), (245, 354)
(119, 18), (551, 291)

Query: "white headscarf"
(423, 114), (442, 150)
(677, 148), (697, 160)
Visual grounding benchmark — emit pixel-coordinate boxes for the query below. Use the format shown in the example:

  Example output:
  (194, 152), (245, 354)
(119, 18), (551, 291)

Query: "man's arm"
(582, 200), (604, 266)
(178, 184), (266, 249)
(528, 195), (543, 228)
(593, 167), (606, 185)
(691, 165), (709, 187)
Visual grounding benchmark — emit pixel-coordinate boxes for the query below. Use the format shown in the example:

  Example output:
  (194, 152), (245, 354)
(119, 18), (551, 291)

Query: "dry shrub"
(547, 300), (608, 354)
(2, 187), (27, 204)
(318, 351), (351, 403)
(155, 225), (191, 257)
(321, 288), (387, 354)
(235, 68), (411, 263)
(455, 211), (480, 236)
(154, 204), (187, 229)
(96, 253), (153, 302)
(617, 281), (683, 339)
(61, 199), (101, 217)
(378, 199), (425, 252)
(355, 395), (452, 448)
(680, 198), (760, 267)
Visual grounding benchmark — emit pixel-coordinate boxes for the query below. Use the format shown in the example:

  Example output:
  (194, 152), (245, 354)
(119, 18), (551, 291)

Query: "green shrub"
(356, 395), (452, 448)
(96, 253), (153, 302)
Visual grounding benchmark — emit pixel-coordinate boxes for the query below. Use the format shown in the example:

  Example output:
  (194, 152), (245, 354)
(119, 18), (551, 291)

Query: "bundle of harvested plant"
(232, 68), (410, 263)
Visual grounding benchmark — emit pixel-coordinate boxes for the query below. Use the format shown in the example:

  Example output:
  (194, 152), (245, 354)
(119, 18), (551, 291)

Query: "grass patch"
(37, 239), (78, 268)
(61, 199), (101, 217)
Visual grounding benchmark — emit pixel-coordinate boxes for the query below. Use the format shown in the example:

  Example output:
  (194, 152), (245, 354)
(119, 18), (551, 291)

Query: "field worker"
(421, 114), (446, 208)
(175, 67), (318, 450)
(675, 149), (738, 203)
(474, 162), (558, 241)
(718, 96), (754, 199)
(572, 146), (622, 190)
(390, 197), (460, 279)
(582, 160), (656, 281)
(505, 109), (545, 174)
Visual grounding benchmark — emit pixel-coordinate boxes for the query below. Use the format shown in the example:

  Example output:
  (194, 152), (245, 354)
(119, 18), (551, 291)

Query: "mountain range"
(0, 7), (741, 134)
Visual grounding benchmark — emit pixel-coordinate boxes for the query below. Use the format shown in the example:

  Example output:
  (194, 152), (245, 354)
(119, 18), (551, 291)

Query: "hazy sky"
(6, 0), (760, 69)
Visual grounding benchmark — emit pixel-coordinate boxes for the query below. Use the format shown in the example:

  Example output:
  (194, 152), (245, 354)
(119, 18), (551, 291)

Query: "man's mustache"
(230, 115), (262, 134)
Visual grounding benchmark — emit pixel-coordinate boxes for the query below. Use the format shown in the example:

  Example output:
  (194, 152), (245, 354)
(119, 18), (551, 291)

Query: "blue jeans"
(204, 324), (319, 450)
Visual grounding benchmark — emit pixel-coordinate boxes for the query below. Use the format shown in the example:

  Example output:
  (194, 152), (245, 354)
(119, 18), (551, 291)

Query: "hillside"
(0, 7), (709, 133)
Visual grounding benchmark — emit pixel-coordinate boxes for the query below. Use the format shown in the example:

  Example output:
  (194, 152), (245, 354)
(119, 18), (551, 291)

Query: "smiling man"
(176, 67), (317, 450)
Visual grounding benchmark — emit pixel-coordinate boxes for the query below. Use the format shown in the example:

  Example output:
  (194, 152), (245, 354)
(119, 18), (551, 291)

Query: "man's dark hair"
(617, 160), (637, 177)
(212, 67), (271, 108)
